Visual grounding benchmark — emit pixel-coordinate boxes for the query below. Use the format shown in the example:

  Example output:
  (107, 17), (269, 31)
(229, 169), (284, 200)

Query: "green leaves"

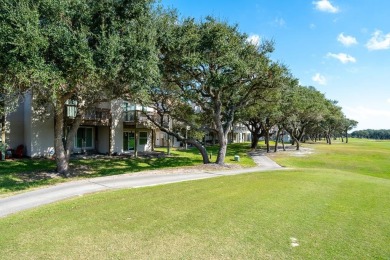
(1, 0), (158, 103)
(1, 0), (158, 174)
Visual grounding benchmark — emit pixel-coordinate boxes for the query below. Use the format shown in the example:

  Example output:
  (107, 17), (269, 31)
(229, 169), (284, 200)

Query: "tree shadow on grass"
(0, 159), (56, 175)
(74, 156), (201, 178)
(0, 143), (252, 194)
(0, 159), (59, 194)
(0, 155), (203, 194)
(0, 175), (59, 194)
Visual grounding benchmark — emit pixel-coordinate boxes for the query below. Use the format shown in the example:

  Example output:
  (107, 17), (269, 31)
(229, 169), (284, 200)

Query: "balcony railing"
(84, 108), (110, 121)
(123, 111), (157, 127)
(65, 105), (110, 124)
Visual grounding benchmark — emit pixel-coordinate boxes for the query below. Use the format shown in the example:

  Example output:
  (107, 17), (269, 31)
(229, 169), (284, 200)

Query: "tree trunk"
(216, 132), (228, 165)
(144, 113), (210, 163)
(295, 137), (300, 150)
(288, 130), (300, 150)
(213, 98), (234, 165)
(274, 128), (282, 152)
(265, 129), (270, 153)
(1, 113), (5, 147)
(281, 132), (286, 151)
(54, 101), (69, 176)
(187, 140), (210, 164)
(284, 127), (300, 150)
(345, 129), (349, 143)
(325, 132), (332, 145)
(251, 133), (260, 150)
(54, 97), (83, 177)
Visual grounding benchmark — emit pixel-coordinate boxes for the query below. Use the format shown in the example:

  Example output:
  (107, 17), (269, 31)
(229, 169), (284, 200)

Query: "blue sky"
(160, 0), (390, 130)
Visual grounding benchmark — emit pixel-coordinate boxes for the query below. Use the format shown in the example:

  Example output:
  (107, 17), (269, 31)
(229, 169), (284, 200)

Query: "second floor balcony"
(123, 110), (156, 128)
(65, 104), (111, 126)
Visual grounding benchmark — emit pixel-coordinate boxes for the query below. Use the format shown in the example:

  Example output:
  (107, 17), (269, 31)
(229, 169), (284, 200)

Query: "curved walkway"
(0, 153), (283, 218)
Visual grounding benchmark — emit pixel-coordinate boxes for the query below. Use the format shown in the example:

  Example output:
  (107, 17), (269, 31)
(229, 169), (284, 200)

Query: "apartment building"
(2, 93), (155, 157)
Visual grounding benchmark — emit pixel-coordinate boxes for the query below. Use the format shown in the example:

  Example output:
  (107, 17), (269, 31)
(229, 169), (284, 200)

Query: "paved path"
(248, 151), (282, 169)
(0, 153), (283, 218)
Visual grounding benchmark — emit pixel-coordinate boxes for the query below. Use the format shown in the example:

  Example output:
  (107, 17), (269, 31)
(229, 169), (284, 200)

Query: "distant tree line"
(351, 129), (390, 140)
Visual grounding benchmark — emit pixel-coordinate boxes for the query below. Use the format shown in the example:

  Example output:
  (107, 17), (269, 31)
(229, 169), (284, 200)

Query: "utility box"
(234, 155), (240, 161)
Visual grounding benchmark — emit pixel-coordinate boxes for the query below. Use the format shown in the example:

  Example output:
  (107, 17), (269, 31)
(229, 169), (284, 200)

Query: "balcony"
(123, 111), (156, 128)
(65, 104), (111, 126)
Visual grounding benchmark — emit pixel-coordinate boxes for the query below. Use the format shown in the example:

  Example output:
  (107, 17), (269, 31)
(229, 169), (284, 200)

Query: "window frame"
(75, 127), (94, 149)
(139, 131), (148, 145)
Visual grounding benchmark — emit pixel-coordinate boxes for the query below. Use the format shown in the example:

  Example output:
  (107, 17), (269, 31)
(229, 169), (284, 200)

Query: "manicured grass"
(157, 142), (256, 168)
(270, 138), (390, 179)
(0, 159), (59, 195)
(0, 143), (255, 196)
(0, 139), (389, 259)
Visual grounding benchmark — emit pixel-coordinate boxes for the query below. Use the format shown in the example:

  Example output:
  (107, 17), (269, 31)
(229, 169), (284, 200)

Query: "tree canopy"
(0, 0), (157, 175)
(1, 3), (359, 171)
(140, 15), (291, 164)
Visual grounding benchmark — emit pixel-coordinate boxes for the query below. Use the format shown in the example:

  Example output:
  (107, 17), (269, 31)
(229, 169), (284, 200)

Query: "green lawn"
(0, 143), (255, 196)
(270, 138), (390, 179)
(0, 139), (390, 259)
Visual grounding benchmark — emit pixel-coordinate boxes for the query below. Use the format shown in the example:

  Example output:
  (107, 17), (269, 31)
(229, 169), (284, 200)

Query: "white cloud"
(313, 0), (339, 13)
(366, 30), (390, 50)
(387, 98), (390, 103)
(344, 105), (390, 129)
(247, 34), (260, 46)
(337, 33), (358, 46)
(312, 73), (327, 85)
(327, 52), (356, 63)
(272, 17), (286, 27)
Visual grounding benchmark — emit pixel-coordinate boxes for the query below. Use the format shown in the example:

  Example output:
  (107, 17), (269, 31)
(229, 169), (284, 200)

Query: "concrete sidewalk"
(0, 153), (283, 218)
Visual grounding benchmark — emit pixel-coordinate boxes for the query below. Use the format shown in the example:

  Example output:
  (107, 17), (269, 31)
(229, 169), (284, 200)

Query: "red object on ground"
(14, 145), (24, 158)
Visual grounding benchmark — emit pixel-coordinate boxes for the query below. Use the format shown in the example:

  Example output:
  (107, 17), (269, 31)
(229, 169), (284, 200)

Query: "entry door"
(123, 132), (135, 151)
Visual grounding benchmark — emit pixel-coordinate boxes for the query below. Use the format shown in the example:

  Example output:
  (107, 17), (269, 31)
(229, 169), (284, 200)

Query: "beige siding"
(6, 98), (24, 150)
(97, 126), (110, 154)
(25, 92), (55, 157)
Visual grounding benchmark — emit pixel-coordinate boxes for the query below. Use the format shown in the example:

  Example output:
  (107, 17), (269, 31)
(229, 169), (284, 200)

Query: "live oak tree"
(140, 83), (211, 163)
(0, 0), (157, 175)
(240, 90), (281, 151)
(281, 85), (329, 150)
(239, 66), (295, 151)
(321, 100), (345, 144)
(304, 99), (344, 144)
(157, 16), (278, 164)
(341, 118), (358, 143)
(131, 10), (210, 163)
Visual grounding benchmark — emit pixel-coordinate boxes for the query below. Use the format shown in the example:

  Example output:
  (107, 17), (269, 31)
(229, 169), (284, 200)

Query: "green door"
(123, 132), (135, 151)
